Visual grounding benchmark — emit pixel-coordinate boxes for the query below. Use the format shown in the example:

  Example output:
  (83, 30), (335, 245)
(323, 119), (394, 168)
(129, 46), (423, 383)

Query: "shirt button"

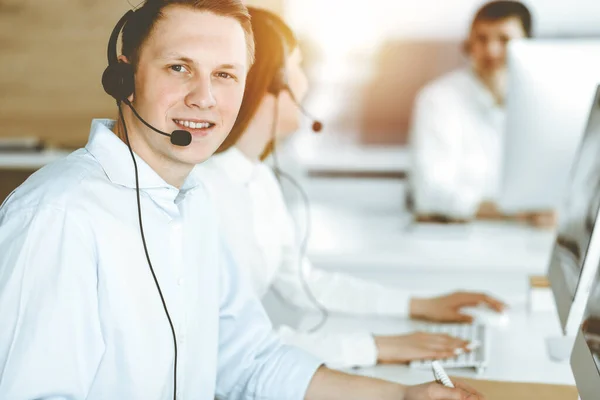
(177, 278), (184, 286)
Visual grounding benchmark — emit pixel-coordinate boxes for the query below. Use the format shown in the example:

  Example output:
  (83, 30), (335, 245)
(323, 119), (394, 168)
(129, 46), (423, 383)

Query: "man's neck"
(473, 68), (507, 106)
(114, 117), (192, 189)
(474, 67), (507, 106)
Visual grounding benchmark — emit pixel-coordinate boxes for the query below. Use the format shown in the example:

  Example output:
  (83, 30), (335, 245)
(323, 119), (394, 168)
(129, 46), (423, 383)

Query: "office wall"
(0, 0), (283, 203)
(287, 0), (600, 41)
(0, 0), (133, 147)
(246, 0), (283, 14)
(0, 0), (281, 148)
(0, 0), (596, 147)
(286, 0), (600, 145)
(378, 0), (600, 38)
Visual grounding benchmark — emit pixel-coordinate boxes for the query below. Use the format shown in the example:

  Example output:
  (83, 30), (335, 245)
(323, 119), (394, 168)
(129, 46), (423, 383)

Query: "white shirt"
(195, 147), (412, 369)
(0, 120), (321, 400)
(410, 67), (505, 218)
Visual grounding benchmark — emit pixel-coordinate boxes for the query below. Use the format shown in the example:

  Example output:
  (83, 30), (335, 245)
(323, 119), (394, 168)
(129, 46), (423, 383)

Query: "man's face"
(130, 5), (248, 167)
(468, 16), (527, 77)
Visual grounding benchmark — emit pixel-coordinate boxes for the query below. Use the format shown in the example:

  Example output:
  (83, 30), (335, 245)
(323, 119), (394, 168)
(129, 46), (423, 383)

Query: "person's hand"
(410, 292), (506, 323)
(475, 201), (503, 220)
(515, 210), (557, 229)
(414, 214), (470, 224)
(374, 333), (470, 364)
(404, 380), (485, 400)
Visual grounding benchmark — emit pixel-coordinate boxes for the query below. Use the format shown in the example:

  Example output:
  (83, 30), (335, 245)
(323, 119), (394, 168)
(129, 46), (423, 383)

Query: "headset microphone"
(287, 88), (323, 133)
(123, 99), (192, 146)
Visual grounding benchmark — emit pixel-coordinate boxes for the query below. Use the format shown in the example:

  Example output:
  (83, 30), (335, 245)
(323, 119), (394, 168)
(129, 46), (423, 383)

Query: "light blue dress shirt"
(0, 119), (321, 400)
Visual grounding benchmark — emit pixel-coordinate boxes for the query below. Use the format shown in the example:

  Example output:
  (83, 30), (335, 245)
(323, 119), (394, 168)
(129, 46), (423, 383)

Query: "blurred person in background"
(409, 0), (555, 227)
(196, 6), (505, 371)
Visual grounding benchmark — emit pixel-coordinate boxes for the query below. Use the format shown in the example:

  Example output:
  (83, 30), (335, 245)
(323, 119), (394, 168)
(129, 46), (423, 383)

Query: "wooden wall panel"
(358, 40), (467, 145)
(0, 0), (284, 147)
(0, 1), (150, 147)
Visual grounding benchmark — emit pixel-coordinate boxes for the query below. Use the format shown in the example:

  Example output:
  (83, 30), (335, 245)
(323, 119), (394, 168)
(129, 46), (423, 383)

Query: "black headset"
(102, 9), (180, 400)
(102, 10), (136, 103)
(102, 9), (192, 146)
(259, 13), (329, 332)
(262, 14), (322, 133)
(268, 65), (290, 97)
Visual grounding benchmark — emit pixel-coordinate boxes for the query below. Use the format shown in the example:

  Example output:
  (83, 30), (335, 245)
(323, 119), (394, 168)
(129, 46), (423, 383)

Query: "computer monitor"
(571, 262), (600, 399)
(499, 39), (600, 214)
(548, 86), (600, 337)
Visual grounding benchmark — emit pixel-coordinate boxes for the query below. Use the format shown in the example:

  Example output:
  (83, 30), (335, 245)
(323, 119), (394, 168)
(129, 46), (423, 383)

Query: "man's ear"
(117, 55), (134, 102)
(117, 55), (130, 64)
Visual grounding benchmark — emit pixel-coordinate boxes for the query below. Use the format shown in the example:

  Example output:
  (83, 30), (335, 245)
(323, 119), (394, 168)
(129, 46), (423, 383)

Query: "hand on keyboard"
(410, 291), (506, 323)
(409, 324), (489, 373)
(374, 332), (470, 364)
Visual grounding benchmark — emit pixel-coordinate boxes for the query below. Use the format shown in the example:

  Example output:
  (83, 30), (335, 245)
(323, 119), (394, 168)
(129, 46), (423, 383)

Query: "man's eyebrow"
(158, 52), (196, 64)
(218, 63), (244, 70)
(157, 53), (244, 71)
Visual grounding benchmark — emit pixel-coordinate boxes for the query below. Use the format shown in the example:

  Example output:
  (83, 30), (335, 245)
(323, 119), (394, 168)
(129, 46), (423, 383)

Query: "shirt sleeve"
(215, 241), (322, 400)
(276, 325), (378, 369)
(409, 85), (485, 218)
(0, 206), (104, 400)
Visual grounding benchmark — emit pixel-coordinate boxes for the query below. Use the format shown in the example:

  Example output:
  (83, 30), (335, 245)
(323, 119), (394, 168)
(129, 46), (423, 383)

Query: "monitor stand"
(545, 335), (576, 362)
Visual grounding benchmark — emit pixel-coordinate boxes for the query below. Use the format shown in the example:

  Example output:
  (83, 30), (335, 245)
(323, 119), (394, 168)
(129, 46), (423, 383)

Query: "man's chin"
(174, 142), (220, 166)
(479, 64), (506, 77)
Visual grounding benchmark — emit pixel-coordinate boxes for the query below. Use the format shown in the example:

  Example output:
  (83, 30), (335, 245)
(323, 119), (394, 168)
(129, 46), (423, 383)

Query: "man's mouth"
(173, 119), (216, 130)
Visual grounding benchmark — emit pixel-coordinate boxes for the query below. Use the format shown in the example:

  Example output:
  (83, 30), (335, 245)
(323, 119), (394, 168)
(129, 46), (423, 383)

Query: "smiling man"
(0, 1), (483, 399)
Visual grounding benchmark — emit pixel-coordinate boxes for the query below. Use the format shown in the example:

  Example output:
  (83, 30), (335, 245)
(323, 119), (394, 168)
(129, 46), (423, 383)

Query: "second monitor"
(548, 85), (600, 338)
(499, 39), (600, 214)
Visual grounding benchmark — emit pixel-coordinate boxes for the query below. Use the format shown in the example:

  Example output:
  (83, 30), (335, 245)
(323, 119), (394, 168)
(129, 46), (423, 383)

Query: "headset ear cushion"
(268, 67), (288, 96)
(102, 62), (135, 101)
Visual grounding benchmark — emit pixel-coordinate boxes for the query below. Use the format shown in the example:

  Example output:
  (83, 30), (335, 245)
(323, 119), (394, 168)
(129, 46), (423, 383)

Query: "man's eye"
(170, 65), (189, 73)
(216, 72), (234, 79)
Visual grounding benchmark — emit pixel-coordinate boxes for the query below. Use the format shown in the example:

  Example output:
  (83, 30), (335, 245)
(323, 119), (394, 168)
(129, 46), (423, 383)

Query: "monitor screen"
(500, 39), (600, 213)
(582, 288), (600, 368)
(548, 86), (600, 335)
(572, 253), (600, 400)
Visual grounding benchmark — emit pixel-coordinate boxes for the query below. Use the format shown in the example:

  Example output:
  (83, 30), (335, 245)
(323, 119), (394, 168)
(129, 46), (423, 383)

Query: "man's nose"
(185, 77), (217, 109)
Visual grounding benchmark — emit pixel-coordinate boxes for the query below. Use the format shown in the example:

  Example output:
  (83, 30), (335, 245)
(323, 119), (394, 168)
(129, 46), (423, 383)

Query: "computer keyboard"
(409, 323), (489, 374)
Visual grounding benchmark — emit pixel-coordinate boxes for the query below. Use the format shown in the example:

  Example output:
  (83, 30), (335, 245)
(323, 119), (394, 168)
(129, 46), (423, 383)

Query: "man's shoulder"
(1, 149), (107, 215)
(418, 68), (474, 100)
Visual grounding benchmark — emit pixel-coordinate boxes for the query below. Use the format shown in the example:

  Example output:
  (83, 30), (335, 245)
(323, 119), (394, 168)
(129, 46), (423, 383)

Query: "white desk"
(298, 303), (575, 387)
(283, 130), (410, 176)
(0, 150), (71, 170)
(304, 203), (556, 276)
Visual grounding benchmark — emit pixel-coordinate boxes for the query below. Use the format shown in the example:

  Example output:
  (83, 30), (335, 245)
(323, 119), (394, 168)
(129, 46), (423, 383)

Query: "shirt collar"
(466, 67), (503, 112)
(85, 119), (200, 194)
(208, 146), (259, 185)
